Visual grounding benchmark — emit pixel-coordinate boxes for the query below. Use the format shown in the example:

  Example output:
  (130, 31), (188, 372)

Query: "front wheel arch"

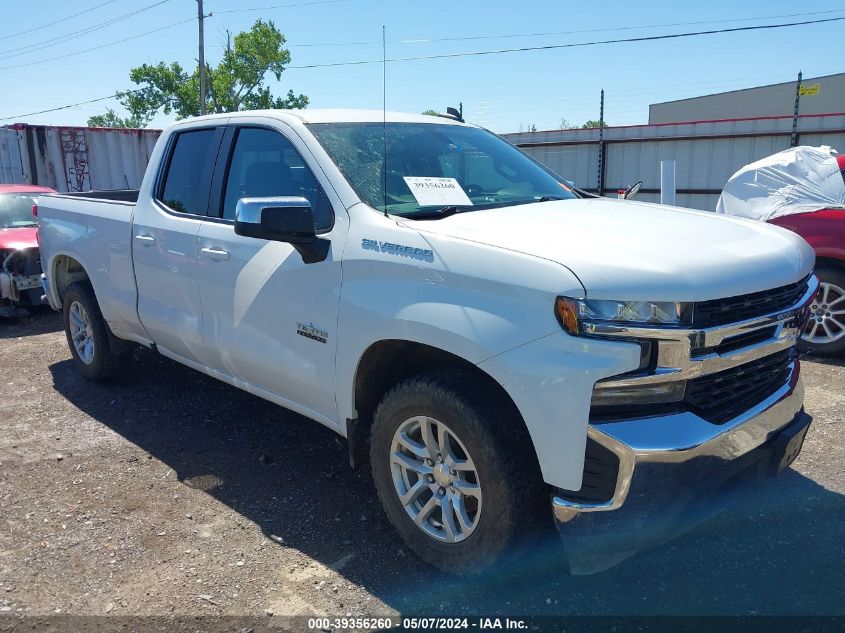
(349, 340), (540, 475)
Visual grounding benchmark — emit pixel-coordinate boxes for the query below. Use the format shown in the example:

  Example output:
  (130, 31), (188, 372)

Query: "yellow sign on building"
(799, 83), (821, 96)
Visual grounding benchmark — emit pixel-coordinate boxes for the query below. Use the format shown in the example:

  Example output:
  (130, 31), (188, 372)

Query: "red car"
(0, 184), (55, 317)
(769, 200), (845, 356)
(719, 149), (845, 356)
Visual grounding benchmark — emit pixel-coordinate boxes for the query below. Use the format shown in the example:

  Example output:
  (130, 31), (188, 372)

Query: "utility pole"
(197, 0), (206, 116)
(597, 89), (605, 197)
(790, 70), (802, 148)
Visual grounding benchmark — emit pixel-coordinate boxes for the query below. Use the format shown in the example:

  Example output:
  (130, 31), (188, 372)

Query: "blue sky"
(1, 0), (843, 132)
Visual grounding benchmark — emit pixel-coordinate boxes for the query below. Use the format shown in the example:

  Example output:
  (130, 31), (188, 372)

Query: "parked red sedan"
(769, 195), (845, 356)
(718, 148), (845, 355)
(0, 184), (55, 317)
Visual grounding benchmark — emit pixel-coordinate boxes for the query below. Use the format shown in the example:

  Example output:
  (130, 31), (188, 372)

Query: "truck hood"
(0, 227), (38, 251)
(409, 198), (815, 301)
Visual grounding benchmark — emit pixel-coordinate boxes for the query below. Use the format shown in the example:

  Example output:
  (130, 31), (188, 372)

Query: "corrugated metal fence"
(0, 124), (162, 192)
(4, 116), (843, 206)
(503, 113), (845, 211)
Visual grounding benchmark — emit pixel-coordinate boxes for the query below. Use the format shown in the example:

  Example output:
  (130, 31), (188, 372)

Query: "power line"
(0, 0), (173, 61)
(0, 92), (135, 123)
(283, 16), (845, 69)
(0, 17), (196, 71)
(214, 0), (346, 14)
(0, 0), (121, 42)
(2, 17), (841, 122)
(207, 7), (845, 49)
(397, 8), (845, 44)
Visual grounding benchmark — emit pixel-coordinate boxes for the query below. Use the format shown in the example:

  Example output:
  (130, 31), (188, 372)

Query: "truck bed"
(37, 190), (145, 344)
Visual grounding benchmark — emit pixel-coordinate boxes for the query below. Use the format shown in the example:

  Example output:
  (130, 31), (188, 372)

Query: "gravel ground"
(0, 310), (843, 621)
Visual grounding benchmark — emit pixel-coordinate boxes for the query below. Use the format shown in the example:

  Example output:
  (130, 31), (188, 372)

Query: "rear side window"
(221, 127), (333, 230)
(159, 129), (220, 215)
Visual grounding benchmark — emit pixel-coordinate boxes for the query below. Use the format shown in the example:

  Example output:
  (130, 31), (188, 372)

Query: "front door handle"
(135, 233), (156, 246)
(201, 246), (230, 262)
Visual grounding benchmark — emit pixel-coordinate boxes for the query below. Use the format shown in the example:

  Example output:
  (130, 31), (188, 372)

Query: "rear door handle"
(201, 246), (230, 262)
(134, 234), (156, 246)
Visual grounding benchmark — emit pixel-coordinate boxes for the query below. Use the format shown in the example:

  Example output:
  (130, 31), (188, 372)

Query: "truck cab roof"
(168, 108), (472, 128)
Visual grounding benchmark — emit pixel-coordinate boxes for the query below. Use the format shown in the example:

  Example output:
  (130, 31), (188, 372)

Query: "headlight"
(555, 296), (691, 335)
(591, 380), (686, 407)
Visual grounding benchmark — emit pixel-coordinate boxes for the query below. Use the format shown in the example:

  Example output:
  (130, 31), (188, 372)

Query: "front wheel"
(370, 372), (545, 575)
(800, 266), (845, 357)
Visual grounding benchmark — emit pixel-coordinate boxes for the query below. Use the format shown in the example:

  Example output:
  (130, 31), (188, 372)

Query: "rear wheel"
(800, 266), (845, 357)
(370, 372), (546, 575)
(62, 281), (128, 381)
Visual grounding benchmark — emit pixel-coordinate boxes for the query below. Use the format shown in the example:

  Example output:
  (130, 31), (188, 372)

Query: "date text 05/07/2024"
(306, 616), (528, 630)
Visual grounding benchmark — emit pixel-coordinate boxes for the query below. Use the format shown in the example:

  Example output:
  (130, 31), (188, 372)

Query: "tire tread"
(370, 370), (546, 575)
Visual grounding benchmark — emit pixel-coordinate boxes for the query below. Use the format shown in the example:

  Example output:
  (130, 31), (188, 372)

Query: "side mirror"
(623, 180), (643, 200)
(234, 196), (329, 263)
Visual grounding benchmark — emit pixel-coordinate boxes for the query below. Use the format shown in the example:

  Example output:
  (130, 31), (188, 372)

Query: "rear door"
(195, 120), (347, 424)
(133, 125), (224, 362)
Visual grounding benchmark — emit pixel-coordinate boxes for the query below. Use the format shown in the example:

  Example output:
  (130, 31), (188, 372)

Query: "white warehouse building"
(650, 72), (845, 123)
(505, 74), (845, 212)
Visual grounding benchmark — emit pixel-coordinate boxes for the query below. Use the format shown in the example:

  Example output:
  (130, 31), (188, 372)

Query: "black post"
(197, 0), (206, 116)
(597, 89), (605, 196)
(790, 70), (802, 148)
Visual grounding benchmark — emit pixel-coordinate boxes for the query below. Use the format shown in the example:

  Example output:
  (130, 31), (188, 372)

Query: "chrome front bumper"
(554, 275), (818, 524)
(553, 362), (805, 523)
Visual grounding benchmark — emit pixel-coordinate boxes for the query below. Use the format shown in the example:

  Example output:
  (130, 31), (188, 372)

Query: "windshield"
(308, 122), (576, 217)
(0, 192), (40, 228)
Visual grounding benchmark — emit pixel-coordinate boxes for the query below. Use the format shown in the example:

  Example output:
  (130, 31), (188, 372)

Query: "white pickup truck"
(37, 109), (817, 573)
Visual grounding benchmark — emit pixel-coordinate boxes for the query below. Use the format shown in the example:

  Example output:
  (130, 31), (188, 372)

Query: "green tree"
(581, 120), (603, 128)
(92, 19), (307, 127)
(421, 109), (440, 116)
(87, 108), (146, 128)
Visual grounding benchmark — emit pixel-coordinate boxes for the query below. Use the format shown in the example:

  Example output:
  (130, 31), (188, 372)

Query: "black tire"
(370, 371), (546, 575)
(62, 281), (127, 381)
(799, 266), (845, 357)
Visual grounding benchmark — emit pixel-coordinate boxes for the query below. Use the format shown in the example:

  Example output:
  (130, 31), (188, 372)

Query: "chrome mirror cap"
(235, 196), (311, 224)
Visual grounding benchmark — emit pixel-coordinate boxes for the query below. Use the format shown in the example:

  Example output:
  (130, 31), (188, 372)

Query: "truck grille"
(693, 275), (811, 328)
(684, 349), (795, 424)
(591, 349), (796, 425)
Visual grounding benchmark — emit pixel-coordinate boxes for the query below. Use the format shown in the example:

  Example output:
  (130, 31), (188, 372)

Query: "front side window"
(221, 127), (333, 230)
(0, 193), (40, 228)
(308, 122), (576, 217)
(159, 129), (219, 214)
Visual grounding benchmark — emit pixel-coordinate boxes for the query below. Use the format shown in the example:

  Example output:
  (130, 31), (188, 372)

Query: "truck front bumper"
(552, 361), (810, 569)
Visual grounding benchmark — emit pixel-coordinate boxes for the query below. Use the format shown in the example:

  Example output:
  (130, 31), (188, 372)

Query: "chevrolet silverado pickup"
(37, 110), (817, 574)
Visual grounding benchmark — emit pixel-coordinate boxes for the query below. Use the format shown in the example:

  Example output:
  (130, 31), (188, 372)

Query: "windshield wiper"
(396, 205), (473, 220)
(535, 195), (566, 202)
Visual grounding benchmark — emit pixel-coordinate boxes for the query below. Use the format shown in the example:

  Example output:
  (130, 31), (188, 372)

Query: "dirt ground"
(0, 310), (843, 622)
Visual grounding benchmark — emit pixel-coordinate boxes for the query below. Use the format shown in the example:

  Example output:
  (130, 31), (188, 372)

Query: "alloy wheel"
(69, 300), (95, 364)
(389, 415), (482, 543)
(802, 281), (845, 345)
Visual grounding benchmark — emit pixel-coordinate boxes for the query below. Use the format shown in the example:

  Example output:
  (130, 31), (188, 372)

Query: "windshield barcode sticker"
(403, 177), (473, 207)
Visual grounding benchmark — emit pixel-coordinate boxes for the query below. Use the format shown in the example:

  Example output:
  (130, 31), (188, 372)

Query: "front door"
(195, 123), (346, 424)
